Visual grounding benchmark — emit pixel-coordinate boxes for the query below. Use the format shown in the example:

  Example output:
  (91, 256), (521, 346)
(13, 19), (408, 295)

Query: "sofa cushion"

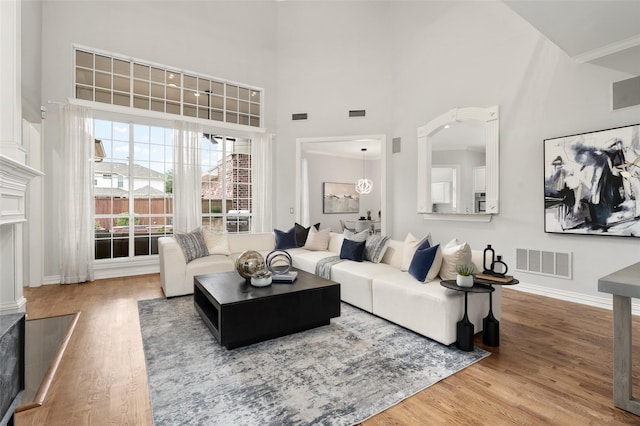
(401, 232), (433, 271)
(340, 239), (366, 262)
(343, 228), (369, 242)
(174, 230), (209, 263)
(291, 250), (335, 274)
(274, 226), (298, 250)
(294, 222), (320, 247)
(304, 227), (331, 251)
(408, 244), (442, 282)
(365, 234), (390, 263)
(201, 229), (231, 255)
(330, 261), (398, 312)
(439, 239), (473, 280)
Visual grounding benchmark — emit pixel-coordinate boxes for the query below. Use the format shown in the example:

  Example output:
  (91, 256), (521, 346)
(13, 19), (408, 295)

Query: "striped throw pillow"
(174, 230), (209, 263)
(365, 235), (390, 263)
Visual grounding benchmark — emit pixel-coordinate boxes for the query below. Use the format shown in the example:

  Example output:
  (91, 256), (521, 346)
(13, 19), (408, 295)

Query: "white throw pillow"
(343, 228), (369, 242)
(201, 229), (231, 255)
(304, 227), (331, 251)
(439, 238), (473, 280)
(401, 232), (433, 271)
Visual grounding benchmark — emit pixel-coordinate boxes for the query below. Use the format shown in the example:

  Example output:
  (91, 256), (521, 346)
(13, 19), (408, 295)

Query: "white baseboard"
(0, 297), (27, 314)
(512, 281), (640, 316)
(41, 258), (160, 285)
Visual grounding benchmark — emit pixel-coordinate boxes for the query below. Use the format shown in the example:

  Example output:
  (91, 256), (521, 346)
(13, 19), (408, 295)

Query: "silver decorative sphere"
(235, 250), (266, 281)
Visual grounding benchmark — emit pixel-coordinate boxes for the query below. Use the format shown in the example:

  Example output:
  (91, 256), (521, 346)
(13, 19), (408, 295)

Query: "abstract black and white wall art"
(323, 182), (359, 213)
(544, 124), (640, 237)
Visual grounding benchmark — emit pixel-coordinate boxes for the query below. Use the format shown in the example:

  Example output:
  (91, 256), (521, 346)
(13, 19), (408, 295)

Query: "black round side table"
(440, 280), (494, 351)
(473, 277), (519, 347)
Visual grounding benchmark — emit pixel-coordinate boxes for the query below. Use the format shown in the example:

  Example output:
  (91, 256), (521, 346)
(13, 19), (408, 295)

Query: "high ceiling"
(504, 0), (640, 75)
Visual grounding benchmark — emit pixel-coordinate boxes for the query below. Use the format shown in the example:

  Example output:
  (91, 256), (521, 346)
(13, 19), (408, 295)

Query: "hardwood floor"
(14, 275), (640, 425)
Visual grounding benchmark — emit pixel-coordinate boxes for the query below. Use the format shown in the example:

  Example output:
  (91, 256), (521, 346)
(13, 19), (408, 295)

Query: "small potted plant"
(455, 264), (475, 288)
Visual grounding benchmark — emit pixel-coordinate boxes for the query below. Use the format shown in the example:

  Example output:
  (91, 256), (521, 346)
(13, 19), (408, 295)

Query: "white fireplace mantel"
(1, 155), (43, 314)
(0, 155), (43, 225)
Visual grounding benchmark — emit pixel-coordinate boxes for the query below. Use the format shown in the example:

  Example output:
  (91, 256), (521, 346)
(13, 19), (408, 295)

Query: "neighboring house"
(201, 152), (252, 212)
(93, 161), (166, 198)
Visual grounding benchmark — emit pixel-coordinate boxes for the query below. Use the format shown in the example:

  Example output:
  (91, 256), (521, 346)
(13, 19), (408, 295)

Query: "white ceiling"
(504, 1), (640, 75)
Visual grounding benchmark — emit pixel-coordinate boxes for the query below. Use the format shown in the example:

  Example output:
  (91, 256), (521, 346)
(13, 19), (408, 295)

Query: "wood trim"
(15, 312), (81, 413)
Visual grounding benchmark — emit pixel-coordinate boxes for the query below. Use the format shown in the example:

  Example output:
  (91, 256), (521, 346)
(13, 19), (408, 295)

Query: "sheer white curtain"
(251, 133), (273, 232)
(301, 157), (310, 226)
(173, 121), (202, 233)
(59, 104), (95, 284)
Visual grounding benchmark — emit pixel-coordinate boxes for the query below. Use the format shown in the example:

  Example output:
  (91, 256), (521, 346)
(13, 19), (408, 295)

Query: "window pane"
(227, 85), (238, 99)
(95, 89), (111, 104)
(95, 72), (111, 89)
(134, 63), (149, 80)
(150, 67), (164, 83)
(166, 71), (180, 87)
(113, 59), (130, 76)
(211, 81), (224, 96)
(76, 86), (93, 101)
(113, 93), (130, 107)
(76, 50), (93, 68)
(95, 55), (111, 72)
(76, 68), (93, 85)
(184, 75), (197, 90)
(134, 96), (149, 110)
(113, 75), (129, 93)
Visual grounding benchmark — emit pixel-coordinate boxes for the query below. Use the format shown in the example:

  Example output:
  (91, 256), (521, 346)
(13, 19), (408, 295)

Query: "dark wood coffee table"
(194, 269), (341, 349)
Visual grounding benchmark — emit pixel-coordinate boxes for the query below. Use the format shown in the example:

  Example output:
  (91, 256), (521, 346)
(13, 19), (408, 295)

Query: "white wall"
(387, 1), (639, 300)
(274, 2), (394, 228)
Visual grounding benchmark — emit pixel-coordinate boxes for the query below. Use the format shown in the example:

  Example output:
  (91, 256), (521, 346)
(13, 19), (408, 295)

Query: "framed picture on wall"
(323, 182), (359, 214)
(544, 123), (640, 237)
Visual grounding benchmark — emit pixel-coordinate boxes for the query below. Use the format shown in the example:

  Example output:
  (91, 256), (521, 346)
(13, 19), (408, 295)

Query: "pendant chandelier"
(355, 148), (373, 195)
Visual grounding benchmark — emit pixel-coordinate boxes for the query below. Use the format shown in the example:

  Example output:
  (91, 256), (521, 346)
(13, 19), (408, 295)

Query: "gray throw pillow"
(174, 230), (209, 263)
(365, 235), (390, 263)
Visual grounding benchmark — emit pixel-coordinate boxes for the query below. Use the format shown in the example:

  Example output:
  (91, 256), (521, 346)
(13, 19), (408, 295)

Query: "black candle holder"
(482, 244), (508, 278)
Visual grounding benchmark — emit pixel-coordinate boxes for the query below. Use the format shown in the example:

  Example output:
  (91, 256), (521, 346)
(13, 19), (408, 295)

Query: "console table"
(598, 262), (640, 416)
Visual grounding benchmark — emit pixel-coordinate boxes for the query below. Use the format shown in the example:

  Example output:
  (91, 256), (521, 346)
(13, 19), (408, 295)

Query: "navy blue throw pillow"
(408, 244), (440, 282)
(274, 226), (298, 250)
(340, 238), (366, 262)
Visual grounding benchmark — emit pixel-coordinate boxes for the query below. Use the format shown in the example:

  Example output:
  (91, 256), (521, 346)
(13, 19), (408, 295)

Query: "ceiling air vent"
(292, 113), (308, 120)
(349, 109), (366, 118)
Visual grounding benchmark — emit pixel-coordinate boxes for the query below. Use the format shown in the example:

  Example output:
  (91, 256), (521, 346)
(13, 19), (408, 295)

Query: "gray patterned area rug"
(138, 297), (489, 426)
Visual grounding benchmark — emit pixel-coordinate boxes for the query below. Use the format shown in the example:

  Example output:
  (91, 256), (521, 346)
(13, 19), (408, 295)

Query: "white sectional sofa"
(158, 231), (501, 346)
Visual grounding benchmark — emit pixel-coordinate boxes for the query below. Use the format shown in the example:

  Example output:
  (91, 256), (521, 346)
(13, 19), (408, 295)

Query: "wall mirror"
(295, 134), (388, 235)
(417, 105), (499, 221)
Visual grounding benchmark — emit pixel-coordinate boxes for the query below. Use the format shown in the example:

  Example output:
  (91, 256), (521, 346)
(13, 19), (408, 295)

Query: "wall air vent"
(516, 248), (572, 279)
(349, 109), (366, 118)
(292, 113), (308, 120)
(612, 75), (640, 110)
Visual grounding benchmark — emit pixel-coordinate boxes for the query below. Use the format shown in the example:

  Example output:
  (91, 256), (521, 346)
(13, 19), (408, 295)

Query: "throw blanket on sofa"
(315, 256), (345, 280)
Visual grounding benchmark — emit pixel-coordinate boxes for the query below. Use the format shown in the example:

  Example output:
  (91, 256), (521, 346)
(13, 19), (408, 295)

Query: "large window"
(201, 136), (252, 233)
(94, 119), (253, 260)
(75, 47), (262, 127)
(94, 119), (174, 259)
